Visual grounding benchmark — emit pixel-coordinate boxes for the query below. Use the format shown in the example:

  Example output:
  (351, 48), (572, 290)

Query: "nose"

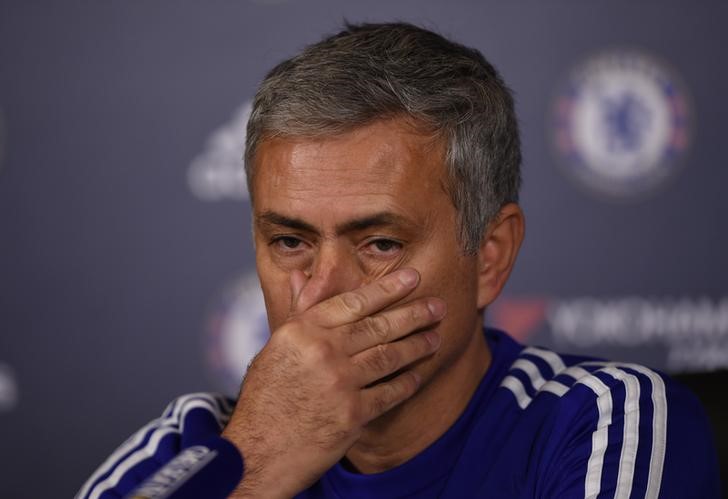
(298, 242), (365, 309)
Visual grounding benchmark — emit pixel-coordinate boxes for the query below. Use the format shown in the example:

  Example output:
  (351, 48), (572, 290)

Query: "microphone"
(126, 437), (244, 499)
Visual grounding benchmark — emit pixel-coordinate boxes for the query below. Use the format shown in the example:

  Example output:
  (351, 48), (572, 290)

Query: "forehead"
(251, 119), (449, 217)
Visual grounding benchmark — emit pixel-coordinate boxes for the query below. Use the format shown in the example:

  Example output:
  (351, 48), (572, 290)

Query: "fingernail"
(427, 299), (446, 319)
(398, 268), (418, 287)
(425, 331), (441, 349)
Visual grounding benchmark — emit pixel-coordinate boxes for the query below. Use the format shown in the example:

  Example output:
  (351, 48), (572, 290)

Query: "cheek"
(418, 254), (480, 326)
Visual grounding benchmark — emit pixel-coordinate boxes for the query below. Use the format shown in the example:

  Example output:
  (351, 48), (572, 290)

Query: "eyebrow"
(256, 211), (416, 235)
(256, 212), (318, 233)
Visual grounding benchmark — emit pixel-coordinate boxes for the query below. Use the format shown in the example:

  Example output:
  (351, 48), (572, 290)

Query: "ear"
(476, 203), (525, 309)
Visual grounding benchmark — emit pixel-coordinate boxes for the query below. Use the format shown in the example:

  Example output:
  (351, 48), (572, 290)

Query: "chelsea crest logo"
(204, 271), (270, 395)
(552, 50), (692, 199)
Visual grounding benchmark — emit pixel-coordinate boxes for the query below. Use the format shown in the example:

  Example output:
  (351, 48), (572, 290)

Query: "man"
(78, 23), (720, 498)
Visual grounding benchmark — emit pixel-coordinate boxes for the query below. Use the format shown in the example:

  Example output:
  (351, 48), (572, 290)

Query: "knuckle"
(318, 364), (344, 390)
(340, 291), (367, 315)
(372, 396), (388, 416)
(401, 371), (420, 394)
(302, 339), (335, 364)
(363, 374), (422, 422)
(273, 322), (299, 344)
(364, 315), (390, 341)
(372, 387), (395, 414)
(370, 344), (398, 373)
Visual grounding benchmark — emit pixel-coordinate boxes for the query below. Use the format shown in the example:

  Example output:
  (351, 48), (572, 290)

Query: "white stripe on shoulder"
(578, 372), (612, 499)
(76, 393), (231, 499)
(625, 364), (666, 499)
(601, 366), (641, 499)
(522, 346), (567, 374)
(500, 348), (573, 409)
(500, 359), (619, 498)
(511, 358), (548, 391)
(501, 355), (666, 499)
(582, 362), (667, 499)
(500, 375), (532, 409)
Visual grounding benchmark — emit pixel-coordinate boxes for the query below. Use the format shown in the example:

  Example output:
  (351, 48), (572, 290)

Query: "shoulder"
(76, 392), (235, 499)
(499, 344), (671, 415)
(495, 344), (720, 498)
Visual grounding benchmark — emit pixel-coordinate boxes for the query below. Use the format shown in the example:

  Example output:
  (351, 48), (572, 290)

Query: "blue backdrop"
(0, 1), (725, 496)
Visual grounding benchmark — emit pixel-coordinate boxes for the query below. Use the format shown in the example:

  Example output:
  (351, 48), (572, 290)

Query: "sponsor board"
(552, 50), (691, 199)
(201, 277), (727, 390)
(188, 102), (252, 202)
(490, 295), (728, 372)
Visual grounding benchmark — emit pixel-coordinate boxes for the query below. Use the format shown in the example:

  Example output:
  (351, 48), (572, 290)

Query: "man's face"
(251, 118), (484, 381)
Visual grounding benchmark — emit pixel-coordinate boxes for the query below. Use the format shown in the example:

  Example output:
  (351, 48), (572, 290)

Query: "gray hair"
(245, 22), (521, 254)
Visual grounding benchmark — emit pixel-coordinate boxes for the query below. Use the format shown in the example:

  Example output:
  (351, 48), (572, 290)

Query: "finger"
(343, 297), (446, 355)
(350, 329), (440, 387)
(310, 268), (420, 327)
(359, 370), (423, 424)
(289, 269), (308, 315)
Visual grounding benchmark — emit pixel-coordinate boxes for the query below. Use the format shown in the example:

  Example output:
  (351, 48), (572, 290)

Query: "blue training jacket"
(77, 329), (721, 499)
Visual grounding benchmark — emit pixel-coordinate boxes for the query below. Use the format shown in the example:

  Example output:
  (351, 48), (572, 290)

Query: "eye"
(365, 238), (403, 256)
(272, 236), (305, 251)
